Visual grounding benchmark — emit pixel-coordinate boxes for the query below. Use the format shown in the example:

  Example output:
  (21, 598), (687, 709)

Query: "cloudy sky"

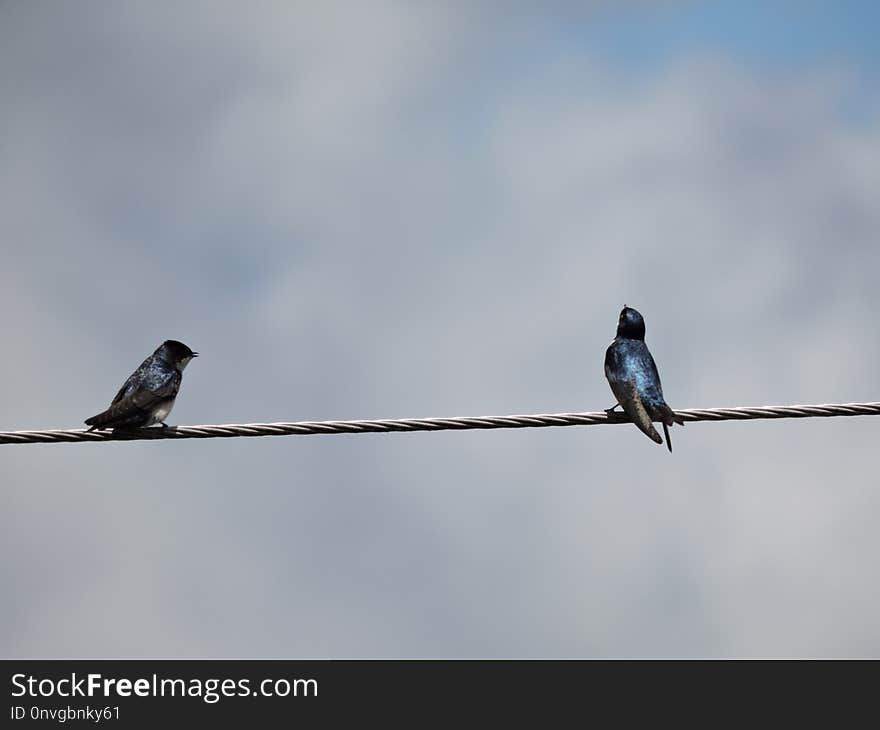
(2, 1), (879, 658)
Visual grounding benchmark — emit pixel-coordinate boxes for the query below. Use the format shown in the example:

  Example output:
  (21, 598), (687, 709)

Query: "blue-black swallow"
(604, 306), (683, 452)
(85, 340), (198, 430)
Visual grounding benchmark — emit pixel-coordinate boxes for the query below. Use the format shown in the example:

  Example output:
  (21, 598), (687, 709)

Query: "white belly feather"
(146, 398), (175, 427)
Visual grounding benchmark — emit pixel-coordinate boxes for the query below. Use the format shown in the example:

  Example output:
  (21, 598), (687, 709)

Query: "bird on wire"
(85, 340), (198, 431)
(604, 305), (683, 452)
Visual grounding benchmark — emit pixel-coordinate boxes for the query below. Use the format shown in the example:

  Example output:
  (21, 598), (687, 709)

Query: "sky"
(2, 1), (879, 658)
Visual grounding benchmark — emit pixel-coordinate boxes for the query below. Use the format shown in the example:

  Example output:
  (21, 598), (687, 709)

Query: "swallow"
(604, 305), (683, 452)
(85, 340), (198, 430)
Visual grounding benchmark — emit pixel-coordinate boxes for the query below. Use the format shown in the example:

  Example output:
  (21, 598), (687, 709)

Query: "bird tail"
(659, 403), (684, 427)
(84, 410), (111, 431)
(84, 405), (132, 431)
(659, 403), (683, 453)
(662, 421), (672, 453)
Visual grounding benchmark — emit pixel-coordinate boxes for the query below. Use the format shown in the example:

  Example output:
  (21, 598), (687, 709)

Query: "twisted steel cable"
(1, 402), (878, 446)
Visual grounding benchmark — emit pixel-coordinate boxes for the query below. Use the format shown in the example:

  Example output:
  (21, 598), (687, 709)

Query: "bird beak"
(192, 352), (199, 357)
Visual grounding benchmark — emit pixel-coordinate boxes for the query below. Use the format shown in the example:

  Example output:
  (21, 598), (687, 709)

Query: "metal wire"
(1, 401), (878, 446)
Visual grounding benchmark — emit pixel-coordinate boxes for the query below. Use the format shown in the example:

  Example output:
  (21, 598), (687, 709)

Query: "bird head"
(157, 340), (199, 370)
(616, 305), (646, 340)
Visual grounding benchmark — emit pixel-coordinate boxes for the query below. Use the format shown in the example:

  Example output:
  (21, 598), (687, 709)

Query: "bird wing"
(85, 372), (180, 428)
(644, 349), (663, 389)
(637, 349), (684, 427)
(614, 378), (663, 444)
(605, 341), (663, 444)
(110, 379), (134, 406)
